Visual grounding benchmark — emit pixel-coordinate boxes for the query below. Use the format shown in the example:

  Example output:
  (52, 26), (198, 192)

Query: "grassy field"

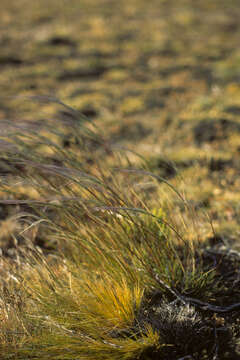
(0, 0), (240, 358)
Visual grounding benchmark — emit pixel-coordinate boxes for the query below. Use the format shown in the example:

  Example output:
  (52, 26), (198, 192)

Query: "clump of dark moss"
(138, 300), (211, 358)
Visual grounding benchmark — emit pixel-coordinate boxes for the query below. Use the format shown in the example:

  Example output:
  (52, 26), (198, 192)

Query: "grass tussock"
(0, 103), (239, 359)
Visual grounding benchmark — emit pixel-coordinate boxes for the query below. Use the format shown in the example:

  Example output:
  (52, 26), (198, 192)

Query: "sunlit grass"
(0, 102), (228, 359)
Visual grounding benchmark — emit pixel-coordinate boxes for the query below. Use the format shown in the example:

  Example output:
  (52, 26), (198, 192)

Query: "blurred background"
(1, 0), (240, 126)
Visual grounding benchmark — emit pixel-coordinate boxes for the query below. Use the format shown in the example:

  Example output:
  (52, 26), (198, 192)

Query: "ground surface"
(1, 0), (240, 358)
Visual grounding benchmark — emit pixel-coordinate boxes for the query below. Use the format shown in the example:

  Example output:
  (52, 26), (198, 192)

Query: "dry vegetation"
(0, 0), (240, 359)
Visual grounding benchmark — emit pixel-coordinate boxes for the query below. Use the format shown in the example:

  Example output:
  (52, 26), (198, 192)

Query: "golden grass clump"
(0, 103), (238, 359)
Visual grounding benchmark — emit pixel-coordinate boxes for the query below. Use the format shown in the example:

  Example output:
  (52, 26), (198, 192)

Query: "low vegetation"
(0, 108), (239, 359)
(1, 0), (240, 358)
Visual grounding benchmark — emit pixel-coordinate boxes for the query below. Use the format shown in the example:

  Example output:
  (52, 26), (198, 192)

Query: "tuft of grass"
(0, 101), (238, 359)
